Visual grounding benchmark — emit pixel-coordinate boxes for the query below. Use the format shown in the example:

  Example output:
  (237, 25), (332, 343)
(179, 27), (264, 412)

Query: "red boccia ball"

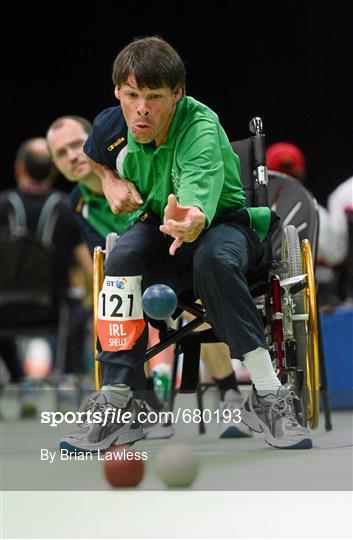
(103, 445), (145, 488)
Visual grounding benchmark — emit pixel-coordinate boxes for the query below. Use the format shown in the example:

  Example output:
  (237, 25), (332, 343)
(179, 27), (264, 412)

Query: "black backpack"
(0, 192), (64, 323)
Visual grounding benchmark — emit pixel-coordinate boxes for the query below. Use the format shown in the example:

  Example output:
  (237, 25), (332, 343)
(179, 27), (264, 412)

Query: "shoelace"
(138, 400), (153, 413)
(79, 398), (118, 427)
(269, 391), (299, 425)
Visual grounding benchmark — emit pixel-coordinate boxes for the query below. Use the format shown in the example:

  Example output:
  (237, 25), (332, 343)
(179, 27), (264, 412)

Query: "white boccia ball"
(155, 442), (198, 488)
(24, 338), (52, 378)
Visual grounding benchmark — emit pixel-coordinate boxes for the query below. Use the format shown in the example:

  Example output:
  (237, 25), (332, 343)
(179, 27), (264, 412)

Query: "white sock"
(241, 347), (281, 394)
(101, 384), (132, 408)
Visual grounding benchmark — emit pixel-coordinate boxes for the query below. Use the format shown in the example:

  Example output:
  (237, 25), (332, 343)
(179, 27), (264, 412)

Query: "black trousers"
(99, 217), (267, 389)
(0, 338), (24, 382)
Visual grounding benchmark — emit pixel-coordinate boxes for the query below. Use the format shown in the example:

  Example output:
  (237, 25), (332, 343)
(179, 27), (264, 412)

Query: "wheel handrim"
(301, 239), (320, 429)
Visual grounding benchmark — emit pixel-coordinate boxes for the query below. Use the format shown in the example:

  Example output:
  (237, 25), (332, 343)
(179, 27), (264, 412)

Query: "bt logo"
(105, 278), (128, 288)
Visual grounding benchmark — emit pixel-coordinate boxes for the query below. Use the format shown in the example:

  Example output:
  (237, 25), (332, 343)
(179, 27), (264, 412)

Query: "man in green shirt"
(46, 115), (132, 254)
(61, 36), (312, 453)
(47, 114), (252, 440)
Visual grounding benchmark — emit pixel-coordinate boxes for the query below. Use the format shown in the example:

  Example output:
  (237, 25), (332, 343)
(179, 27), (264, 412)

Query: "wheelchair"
(92, 117), (323, 430)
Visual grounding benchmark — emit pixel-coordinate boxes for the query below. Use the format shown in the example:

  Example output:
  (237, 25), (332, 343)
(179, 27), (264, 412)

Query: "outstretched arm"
(87, 157), (143, 214)
(160, 194), (206, 255)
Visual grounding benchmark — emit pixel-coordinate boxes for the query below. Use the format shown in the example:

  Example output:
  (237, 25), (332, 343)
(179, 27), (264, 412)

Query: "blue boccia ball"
(142, 284), (177, 320)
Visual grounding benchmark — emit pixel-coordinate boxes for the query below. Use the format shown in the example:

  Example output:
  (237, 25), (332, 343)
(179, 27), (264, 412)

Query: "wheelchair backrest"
(0, 227), (57, 308)
(0, 190), (69, 329)
(230, 121), (319, 261)
(231, 134), (267, 207)
(231, 138), (255, 205)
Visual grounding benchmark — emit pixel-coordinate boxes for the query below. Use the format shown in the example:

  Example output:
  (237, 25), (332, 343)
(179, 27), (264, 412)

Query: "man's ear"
(173, 87), (183, 104)
(15, 162), (25, 178)
(114, 86), (121, 100)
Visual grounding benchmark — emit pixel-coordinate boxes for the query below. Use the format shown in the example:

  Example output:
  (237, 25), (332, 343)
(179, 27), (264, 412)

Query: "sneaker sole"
(267, 438), (313, 450)
(60, 426), (144, 454)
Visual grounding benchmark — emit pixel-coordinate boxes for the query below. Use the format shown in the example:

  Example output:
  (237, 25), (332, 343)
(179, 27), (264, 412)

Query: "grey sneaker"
(138, 401), (175, 440)
(60, 391), (143, 453)
(241, 386), (312, 449)
(78, 390), (100, 416)
(219, 389), (253, 438)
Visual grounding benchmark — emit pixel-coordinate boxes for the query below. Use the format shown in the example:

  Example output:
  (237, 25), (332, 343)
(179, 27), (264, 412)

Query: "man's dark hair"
(112, 36), (186, 91)
(46, 115), (92, 137)
(16, 140), (53, 181)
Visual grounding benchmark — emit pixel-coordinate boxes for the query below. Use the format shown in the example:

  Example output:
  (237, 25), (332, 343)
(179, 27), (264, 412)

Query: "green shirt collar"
(79, 182), (102, 201)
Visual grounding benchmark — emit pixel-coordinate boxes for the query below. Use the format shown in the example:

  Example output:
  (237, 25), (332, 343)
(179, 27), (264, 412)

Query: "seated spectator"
(327, 176), (353, 301)
(266, 141), (343, 307)
(0, 138), (92, 378)
(266, 142), (307, 182)
(327, 176), (353, 265)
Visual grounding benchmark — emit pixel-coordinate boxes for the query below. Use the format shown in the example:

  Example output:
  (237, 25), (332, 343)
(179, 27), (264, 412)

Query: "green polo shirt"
(79, 183), (135, 238)
(117, 96), (270, 239)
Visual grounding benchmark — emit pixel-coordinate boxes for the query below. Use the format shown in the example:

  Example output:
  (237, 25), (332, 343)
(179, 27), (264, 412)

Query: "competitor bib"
(97, 275), (145, 351)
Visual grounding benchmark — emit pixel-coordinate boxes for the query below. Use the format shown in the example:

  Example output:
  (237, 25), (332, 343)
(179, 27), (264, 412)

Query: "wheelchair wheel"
(301, 239), (320, 429)
(280, 225), (308, 424)
(93, 246), (104, 390)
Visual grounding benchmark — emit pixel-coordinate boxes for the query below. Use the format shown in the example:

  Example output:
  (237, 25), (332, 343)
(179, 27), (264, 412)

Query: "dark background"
(4, 1), (353, 205)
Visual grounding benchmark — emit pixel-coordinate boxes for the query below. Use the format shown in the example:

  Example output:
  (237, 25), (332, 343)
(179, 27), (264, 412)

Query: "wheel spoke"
(280, 225), (307, 426)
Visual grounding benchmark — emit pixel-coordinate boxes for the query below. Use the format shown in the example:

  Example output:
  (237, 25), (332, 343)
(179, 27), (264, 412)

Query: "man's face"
(47, 119), (91, 181)
(115, 75), (182, 146)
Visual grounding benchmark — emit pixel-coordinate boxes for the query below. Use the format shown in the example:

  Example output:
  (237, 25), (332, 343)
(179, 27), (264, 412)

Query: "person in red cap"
(266, 142), (306, 182)
(266, 141), (347, 307)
